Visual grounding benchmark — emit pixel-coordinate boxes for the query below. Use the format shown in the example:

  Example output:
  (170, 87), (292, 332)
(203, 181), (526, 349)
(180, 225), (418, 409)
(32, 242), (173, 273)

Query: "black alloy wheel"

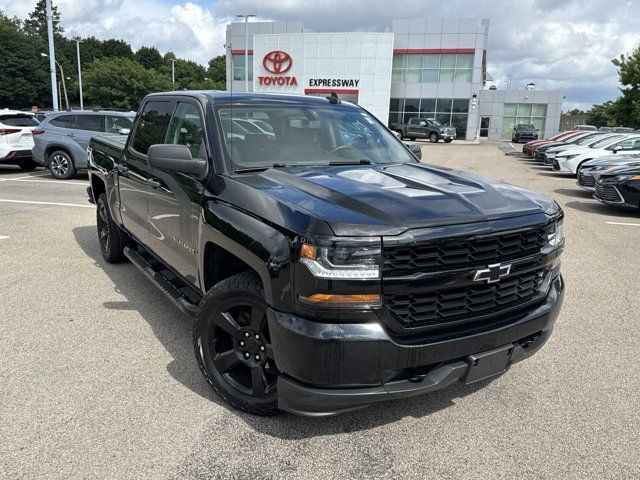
(429, 132), (439, 143)
(194, 273), (279, 415)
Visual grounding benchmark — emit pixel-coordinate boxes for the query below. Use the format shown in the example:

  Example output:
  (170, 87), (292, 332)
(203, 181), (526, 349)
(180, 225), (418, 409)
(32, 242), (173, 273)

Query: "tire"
(18, 158), (37, 170)
(396, 130), (405, 140)
(96, 193), (128, 263)
(193, 272), (279, 415)
(444, 139), (453, 143)
(48, 150), (76, 179)
(429, 132), (439, 143)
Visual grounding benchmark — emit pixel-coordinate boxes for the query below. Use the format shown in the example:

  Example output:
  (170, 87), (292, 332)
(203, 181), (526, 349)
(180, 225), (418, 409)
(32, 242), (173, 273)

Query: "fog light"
(298, 293), (381, 308)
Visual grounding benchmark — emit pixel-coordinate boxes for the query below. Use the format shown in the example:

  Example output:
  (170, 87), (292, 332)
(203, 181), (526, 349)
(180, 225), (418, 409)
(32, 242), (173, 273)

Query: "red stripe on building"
(304, 88), (359, 94)
(392, 48), (476, 54)
(230, 49), (254, 55)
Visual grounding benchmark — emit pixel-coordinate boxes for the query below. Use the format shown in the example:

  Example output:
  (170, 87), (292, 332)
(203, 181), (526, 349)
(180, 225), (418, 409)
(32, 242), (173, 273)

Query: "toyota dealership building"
(225, 18), (563, 141)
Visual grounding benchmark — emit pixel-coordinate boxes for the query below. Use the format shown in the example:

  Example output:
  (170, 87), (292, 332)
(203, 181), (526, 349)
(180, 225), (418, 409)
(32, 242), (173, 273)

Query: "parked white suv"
(0, 109), (39, 170)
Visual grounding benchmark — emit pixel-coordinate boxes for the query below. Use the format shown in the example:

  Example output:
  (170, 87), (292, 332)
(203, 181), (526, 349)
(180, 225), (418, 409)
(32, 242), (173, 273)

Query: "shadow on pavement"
(563, 200), (639, 218)
(72, 224), (495, 437)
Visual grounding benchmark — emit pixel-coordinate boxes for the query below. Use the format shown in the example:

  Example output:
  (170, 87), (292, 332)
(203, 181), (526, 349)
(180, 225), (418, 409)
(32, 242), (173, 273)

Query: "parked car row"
(519, 130), (640, 211)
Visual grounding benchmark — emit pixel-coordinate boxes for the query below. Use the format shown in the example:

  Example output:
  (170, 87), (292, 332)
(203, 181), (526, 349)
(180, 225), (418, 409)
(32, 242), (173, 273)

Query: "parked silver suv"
(32, 110), (135, 179)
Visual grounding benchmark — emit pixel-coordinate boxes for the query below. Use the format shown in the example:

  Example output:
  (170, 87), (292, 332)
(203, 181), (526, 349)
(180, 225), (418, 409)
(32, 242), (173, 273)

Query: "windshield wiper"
(234, 163), (287, 173)
(328, 159), (372, 166)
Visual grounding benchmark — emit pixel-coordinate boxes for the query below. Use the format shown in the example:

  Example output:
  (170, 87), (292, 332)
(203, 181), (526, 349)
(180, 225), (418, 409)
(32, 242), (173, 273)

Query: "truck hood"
(229, 163), (556, 236)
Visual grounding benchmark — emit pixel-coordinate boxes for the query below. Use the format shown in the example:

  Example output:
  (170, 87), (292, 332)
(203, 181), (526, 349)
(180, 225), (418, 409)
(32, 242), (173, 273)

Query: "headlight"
(300, 242), (380, 279)
(563, 154), (580, 160)
(547, 219), (564, 247)
(439, 128), (447, 133)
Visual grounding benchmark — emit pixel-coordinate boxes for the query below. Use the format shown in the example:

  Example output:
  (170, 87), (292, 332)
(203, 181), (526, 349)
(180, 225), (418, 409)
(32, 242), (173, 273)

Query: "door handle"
(116, 164), (128, 175)
(147, 178), (161, 189)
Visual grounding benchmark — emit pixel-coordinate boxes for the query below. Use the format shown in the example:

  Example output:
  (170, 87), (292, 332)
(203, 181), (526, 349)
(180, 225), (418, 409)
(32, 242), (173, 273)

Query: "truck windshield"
(216, 105), (417, 171)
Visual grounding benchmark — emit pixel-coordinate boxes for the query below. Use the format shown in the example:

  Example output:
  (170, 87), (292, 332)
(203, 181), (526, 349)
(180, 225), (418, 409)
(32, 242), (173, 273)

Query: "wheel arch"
(199, 203), (294, 311)
(45, 144), (74, 166)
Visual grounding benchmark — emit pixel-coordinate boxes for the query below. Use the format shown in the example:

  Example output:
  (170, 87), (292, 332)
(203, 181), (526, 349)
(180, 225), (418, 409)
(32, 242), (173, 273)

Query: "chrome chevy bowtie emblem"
(473, 263), (511, 283)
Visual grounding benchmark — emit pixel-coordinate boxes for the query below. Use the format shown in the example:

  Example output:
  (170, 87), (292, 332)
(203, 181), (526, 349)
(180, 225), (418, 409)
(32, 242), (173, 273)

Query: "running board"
(123, 246), (199, 316)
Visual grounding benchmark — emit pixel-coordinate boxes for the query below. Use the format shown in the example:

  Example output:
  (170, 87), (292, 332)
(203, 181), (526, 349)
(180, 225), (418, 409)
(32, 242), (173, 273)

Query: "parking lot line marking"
(0, 199), (93, 208)
(10, 179), (87, 186)
(606, 221), (640, 227)
(0, 236), (8, 241)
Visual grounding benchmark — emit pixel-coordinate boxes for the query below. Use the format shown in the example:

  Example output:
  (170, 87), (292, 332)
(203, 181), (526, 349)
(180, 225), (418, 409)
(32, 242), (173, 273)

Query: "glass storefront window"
(503, 104), (518, 116)
(438, 69), (454, 82)
(456, 54), (474, 69)
(404, 98), (420, 113)
(436, 98), (452, 112)
(423, 54), (440, 68)
(440, 54), (456, 68)
(232, 54), (253, 81)
(389, 98), (402, 111)
(405, 69), (422, 83)
(452, 99), (469, 113)
(532, 104), (547, 116)
(420, 99), (436, 113)
(451, 114), (468, 133)
(391, 53), (477, 84)
(531, 117), (546, 132)
(455, 69), (473, 83)
(518, 104), (532, 117)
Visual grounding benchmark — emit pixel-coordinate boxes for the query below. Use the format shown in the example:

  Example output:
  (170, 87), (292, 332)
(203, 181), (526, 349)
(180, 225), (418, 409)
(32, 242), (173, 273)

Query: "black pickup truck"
(390, 117), (456, 143)
(87, 91), (564, 417)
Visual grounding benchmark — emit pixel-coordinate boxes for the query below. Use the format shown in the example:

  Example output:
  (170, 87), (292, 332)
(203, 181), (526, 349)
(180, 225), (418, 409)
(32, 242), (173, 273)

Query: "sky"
(2, 0), (639, 111)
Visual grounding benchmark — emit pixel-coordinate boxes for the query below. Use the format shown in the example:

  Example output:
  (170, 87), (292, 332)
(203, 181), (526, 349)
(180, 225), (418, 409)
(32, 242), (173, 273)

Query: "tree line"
(0, 0), (226, 111)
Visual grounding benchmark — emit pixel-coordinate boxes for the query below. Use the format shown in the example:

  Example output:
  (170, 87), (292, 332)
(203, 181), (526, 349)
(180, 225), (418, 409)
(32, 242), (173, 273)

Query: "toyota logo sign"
(263, 51), (292, 74)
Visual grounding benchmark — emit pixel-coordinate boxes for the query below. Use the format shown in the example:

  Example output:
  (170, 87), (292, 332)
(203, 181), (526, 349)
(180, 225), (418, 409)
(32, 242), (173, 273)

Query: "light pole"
(236, 14), (256, 92)
(171, 59), (175, 84)
(41, 53), (69, 110)
(44, 0), (59, 111)
(76, 39), (83, 110)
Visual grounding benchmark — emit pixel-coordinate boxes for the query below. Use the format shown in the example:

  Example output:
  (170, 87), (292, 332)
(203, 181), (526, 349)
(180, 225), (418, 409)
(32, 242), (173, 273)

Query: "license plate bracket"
(464, 344), (514, 384)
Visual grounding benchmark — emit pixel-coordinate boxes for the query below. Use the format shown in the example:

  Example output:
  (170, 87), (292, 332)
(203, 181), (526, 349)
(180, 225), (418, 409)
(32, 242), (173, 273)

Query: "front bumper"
(270, 275), (564, 416)
(552, 158), (574, 174)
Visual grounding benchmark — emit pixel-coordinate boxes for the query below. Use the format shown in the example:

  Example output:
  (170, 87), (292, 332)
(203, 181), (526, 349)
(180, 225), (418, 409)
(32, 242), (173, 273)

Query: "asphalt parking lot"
(1, 141), (639, 479)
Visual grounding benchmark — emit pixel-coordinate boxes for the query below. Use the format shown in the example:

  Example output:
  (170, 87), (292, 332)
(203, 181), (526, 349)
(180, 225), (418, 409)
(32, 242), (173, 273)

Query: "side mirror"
(147, 144), (207, 177)
(118, 128), (131, 135)
(404, 142), (422, 160)
(612, 145), (623, 153)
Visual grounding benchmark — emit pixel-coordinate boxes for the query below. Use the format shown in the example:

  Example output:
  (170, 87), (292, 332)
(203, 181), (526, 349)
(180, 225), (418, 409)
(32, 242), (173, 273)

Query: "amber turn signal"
(298, 293), (381, 307)
(300, 243), (317, 259)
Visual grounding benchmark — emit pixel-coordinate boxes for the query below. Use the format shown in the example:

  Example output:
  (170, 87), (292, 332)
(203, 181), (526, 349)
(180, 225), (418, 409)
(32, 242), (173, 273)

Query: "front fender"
(199, 200), (294, 312)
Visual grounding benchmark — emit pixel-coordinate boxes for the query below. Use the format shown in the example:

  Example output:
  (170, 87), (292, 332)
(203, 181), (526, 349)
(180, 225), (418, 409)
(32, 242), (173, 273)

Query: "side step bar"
(123, 246), (199, 316)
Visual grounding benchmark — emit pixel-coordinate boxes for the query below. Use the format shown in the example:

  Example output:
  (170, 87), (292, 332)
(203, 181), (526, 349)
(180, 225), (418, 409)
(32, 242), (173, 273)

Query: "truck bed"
(90, 134), (127, 158)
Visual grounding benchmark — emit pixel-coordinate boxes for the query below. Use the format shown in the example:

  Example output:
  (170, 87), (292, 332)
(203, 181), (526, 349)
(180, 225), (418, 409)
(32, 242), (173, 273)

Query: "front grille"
(444, 127), (455, 136)
(383, 226), (547, 274)
(384, 268), (546, 328)
(595, 183), (623, 203)
(578, 172), (596, 187)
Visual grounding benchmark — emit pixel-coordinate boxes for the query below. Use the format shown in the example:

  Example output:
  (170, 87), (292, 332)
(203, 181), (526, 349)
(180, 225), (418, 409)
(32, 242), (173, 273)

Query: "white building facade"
(225, 19), (563, 141)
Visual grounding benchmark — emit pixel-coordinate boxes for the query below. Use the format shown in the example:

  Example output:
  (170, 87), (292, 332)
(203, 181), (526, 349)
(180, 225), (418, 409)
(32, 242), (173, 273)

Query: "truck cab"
(87, 91), (564, 417)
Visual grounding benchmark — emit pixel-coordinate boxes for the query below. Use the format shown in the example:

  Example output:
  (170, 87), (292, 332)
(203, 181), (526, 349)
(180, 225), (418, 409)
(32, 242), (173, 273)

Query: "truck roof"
(144, 90), (361, 108)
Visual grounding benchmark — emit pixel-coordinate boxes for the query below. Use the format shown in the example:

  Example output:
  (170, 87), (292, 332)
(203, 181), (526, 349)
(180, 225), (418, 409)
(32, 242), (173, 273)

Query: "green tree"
(207, 55), (226, 83)
(84, 57), (173, 110)
(23, 0), (63, 40)
(135, 46), (163, 70)
(0, 11), (50, 108)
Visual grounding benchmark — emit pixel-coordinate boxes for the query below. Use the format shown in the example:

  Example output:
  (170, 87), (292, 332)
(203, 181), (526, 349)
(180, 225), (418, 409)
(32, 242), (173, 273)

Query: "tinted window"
(49, 115), (75, 128)
(75, 115), (104, 132)
(106, 115), (133, 134)
(0, 115), (39, 127)
(131, 102), (174, 154)
(166, 102), (205, 158)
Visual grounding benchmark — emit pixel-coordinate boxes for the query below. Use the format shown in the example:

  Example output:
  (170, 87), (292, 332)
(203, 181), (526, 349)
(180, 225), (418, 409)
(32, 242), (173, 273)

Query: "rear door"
(73, 114), (105, 150)
(119, 100), (175, 246)
(147, 99), (208, 284)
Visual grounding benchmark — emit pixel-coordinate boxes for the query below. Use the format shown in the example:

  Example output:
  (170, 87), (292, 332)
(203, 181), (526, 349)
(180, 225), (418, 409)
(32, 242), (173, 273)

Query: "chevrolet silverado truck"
(87, 91), (564, 417)
(390, 117), (456, 143)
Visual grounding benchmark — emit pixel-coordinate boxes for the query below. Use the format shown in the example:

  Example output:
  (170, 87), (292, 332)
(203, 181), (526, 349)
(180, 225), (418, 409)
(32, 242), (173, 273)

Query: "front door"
(480, 116), (490, 137)
(147, 100), (208, 284)
(118, 100), (175, 245)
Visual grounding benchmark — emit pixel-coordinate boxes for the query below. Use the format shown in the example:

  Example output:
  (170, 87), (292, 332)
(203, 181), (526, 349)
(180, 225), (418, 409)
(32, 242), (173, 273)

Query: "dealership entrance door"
(480, 116), (490, 137)
(304, 89), (359, 105)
